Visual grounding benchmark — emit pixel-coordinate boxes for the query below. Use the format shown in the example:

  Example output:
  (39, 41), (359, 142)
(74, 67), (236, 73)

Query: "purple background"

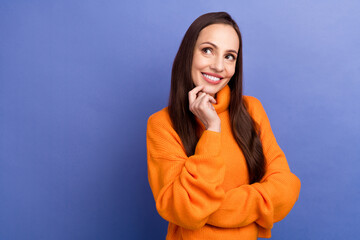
(1, 0), (359, 239)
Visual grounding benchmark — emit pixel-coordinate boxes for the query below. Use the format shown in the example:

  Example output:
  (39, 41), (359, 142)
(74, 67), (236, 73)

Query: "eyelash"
(226, 54), (236, 61)
(201, 47), (236, 61)
(202, 47), (212, 54)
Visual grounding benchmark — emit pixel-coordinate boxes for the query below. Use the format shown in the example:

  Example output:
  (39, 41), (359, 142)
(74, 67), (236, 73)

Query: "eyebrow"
(200, 41), (238, 55)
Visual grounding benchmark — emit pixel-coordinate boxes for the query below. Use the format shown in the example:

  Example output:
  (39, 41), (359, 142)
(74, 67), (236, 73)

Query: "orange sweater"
(146, 84), (301, 239)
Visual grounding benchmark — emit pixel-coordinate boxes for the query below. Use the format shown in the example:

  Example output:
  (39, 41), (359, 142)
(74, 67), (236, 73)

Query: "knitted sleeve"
(206, 97), (301, 238)
(146, 110), (226, 230)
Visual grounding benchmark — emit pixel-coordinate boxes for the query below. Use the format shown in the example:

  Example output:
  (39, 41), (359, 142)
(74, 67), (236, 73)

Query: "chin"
(202, 86), (220, 97)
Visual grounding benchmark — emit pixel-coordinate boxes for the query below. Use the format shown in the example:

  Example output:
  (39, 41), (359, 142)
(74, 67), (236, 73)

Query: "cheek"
(192, 54), (208, 70)
(226, 64), (236, 77)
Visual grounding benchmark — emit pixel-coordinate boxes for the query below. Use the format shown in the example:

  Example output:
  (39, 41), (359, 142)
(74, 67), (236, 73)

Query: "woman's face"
(191, 23), (239, 97)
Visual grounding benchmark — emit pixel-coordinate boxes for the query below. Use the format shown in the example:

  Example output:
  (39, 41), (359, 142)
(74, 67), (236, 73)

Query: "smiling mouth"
(201, 73), (223, 82)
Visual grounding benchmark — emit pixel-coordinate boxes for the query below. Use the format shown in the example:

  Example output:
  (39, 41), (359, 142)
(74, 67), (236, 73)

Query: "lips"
(201, 72), (223, 84)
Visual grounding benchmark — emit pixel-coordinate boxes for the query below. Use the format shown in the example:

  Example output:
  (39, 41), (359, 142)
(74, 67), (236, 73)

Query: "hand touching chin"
(200, 86), (216, 98)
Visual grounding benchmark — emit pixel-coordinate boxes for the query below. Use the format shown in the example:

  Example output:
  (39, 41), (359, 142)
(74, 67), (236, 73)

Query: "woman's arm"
(147, 111), (225, 230)
(206, 97), (301, 232)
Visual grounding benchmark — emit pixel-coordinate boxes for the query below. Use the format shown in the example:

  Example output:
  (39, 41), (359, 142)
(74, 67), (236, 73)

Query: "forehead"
(196, 24), (239, 51)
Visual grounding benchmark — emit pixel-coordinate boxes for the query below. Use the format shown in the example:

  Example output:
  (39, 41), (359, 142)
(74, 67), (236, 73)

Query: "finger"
(196, 93), (216, 106)
(208, 96), (217, 104)
(193, 92), (208, 108)
(190, 89), (206, 112)
(199, 94), (214, 106)
(188, 85), (205, 104)
(197, 91), (207, 98)
(193, 94), (211, 113)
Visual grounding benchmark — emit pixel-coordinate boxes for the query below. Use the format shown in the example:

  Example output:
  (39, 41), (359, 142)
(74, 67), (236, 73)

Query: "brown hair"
(168, 12), (265, 184)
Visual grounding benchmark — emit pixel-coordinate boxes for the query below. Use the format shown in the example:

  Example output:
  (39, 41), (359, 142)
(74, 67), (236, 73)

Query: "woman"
(146, 12), (301, 239)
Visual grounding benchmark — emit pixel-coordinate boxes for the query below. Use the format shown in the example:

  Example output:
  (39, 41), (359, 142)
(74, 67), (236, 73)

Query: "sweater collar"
(213, 84), (230, 114)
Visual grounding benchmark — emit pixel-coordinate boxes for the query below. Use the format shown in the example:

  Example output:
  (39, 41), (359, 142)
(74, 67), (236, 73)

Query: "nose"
(210, 55), (224, 72)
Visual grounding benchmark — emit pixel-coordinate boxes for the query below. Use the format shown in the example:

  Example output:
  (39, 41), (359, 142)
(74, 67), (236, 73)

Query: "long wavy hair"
(168, 12), (265, 184)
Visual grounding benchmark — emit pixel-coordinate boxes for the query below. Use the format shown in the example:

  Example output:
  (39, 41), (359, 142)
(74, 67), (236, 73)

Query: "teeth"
(203, 73), (220, 81)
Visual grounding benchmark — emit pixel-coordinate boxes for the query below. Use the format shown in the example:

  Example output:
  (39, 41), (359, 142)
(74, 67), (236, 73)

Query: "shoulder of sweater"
(147, 107), (175, 131)
(242, 95), (262, 105)
(242, 95), (266, 122)
(147, 107), (183, 145)
(148, 107), (170, 124)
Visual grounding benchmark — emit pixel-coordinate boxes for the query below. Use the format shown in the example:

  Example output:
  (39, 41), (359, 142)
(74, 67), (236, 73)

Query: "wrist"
(206, 121), (221, 132)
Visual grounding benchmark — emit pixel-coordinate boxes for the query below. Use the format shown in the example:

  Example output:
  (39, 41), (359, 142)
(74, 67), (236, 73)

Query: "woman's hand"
(188, 85), (221, 132)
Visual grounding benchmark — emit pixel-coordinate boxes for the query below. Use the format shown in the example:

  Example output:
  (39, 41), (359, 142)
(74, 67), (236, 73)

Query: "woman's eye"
(226, 54), (236, 61)
(202, 48), (212, 54)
